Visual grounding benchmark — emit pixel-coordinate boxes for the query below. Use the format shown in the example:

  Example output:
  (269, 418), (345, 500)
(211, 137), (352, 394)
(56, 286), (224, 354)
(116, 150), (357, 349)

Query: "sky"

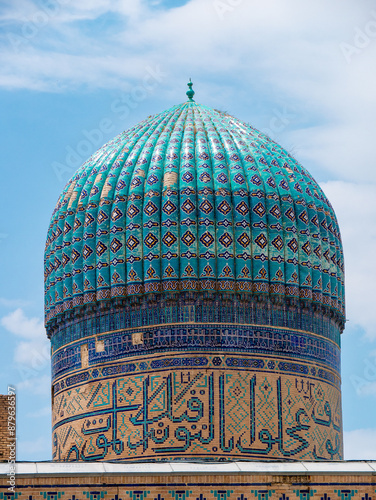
(0, 0), (375, 461)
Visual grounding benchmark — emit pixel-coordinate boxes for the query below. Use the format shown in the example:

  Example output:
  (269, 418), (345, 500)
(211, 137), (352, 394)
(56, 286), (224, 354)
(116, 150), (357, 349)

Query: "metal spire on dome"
(186, 78), (195, 101)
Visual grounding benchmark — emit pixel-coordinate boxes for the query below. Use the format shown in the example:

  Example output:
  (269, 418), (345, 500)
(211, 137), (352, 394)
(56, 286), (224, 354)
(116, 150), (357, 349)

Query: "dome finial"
(186, 78), (195, 102)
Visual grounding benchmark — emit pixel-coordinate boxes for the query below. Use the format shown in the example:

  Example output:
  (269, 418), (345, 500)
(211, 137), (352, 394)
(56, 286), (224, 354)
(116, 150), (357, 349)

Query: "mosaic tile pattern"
(2, 477), (376, 500)
(44, 102), (345, 331)
(51, 359), (342, 462)
(49, 297), (342, 350)
(52, 351), (340, 397)
(51, 324), (341, 382)
(1, 488), (375, 500)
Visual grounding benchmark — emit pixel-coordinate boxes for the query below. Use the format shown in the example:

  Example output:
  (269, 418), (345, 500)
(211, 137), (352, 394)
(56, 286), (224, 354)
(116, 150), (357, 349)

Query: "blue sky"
(0, 0), (376, 461)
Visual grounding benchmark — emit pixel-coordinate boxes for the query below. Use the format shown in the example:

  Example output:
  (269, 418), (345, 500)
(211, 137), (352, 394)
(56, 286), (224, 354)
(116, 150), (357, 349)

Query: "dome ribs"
(64, 152), (108, 313)
(202, 107), (236, 292)
(125, 112), (174, 295)
(159, 105), (187, 293)
(109, 108), (173, 297)
(95, 152), (125, 302)
(179, 105), (199, 290)
(142, 106), (182, 295)
(94, 128), (146, 303)
(45, 101), (345, 332)
(209, 109), (253, 293)
(193, 106), (217, 292)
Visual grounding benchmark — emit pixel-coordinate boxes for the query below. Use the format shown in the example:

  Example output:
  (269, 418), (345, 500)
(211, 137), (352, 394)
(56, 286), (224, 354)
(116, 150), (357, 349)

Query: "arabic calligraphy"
(52, 369), (342, 461)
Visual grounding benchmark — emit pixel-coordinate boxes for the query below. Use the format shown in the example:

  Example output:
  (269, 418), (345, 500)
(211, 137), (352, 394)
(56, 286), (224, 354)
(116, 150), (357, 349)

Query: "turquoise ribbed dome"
(44, 100), (345, 330)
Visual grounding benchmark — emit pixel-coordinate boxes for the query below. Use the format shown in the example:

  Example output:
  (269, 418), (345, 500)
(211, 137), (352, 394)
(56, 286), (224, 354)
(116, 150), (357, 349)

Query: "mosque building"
(44, 82), (345, 463)
(4, 82), (372, 500)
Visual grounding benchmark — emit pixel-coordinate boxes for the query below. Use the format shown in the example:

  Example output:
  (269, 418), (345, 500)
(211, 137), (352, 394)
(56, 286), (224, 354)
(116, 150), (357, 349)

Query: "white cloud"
(1, 309), (50, 375)
(14, 338), (50, 369)
(320, 181), (376, 339)
(347, 348), (376, 396)
(1, 308), (45, 339)
(290, 122), (376, 184)
(0, 0), (132, 24)
(0, 0), (371, 91)
(1, 0), (375, 190)
(344, 428), (376, 459)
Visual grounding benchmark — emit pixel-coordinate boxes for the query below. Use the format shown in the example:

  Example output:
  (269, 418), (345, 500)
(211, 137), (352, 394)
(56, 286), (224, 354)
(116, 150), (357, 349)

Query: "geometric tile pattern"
(1, 477), (376, 500)
(51, 323), (341, 382)
(44, 101), (345, 333)
(49, 297), (342, 352)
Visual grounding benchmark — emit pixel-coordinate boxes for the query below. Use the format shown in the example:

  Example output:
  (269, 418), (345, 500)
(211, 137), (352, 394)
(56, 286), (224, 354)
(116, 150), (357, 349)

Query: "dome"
(45, 96), (345, 332)
(46, 85), (345, 462)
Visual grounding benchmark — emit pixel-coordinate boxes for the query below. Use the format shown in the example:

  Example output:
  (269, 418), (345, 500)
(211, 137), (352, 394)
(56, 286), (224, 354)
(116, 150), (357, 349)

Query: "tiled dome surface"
(44, 101), (345, 328)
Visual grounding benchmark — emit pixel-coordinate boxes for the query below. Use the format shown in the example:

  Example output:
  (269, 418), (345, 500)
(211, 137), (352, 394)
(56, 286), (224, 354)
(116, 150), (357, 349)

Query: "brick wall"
(0, 394), (16, 462)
